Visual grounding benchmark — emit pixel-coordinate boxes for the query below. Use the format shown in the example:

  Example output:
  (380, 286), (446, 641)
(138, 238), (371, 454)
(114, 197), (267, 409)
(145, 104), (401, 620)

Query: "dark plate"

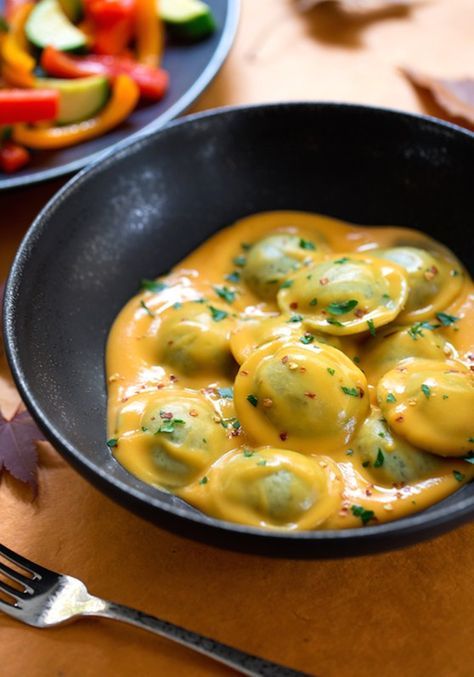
(4, 103), (474, 558)
(0, 0), (239, 191)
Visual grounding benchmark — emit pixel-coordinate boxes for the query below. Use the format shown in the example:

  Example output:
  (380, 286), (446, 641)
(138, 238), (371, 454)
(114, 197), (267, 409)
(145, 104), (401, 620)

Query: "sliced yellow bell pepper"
(13, 74), (140, 150)
(135, 0), (164, 67)
(1, 4), (35, 76)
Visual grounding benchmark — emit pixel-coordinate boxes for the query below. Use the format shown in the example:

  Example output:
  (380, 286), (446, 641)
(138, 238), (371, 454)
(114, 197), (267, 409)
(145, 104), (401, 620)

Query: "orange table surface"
(1, 1), (474, 676)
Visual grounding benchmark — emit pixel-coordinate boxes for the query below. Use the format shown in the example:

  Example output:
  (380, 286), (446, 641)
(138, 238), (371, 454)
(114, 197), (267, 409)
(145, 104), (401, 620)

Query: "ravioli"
(277, 254), (409, 336)
(107, 211), (474, 531)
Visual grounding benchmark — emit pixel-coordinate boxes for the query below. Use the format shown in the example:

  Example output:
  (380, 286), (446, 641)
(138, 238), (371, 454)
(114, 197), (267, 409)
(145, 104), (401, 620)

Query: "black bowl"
(4, 103), (474, 558)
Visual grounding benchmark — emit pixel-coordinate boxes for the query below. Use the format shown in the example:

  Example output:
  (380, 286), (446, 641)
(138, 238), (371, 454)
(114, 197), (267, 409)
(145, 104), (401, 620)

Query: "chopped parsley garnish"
(362, 460), (370, 468)
(378, 432), (385, 438)
(141, 279), (167, 292)
(341, 386), (359, 397)
(225, 271), (241, 283)
(288, 314), (303, 323)
(141, 426), (149, 432)
(407, 321), (438, 339)
(199, 476), (209, 485)
(300, 334), (314, 345)
(327, 299), (358, 315)
(233, 255), (247, 267)
(327, 317), (343, 327)
(367, 319), (376, 336)
(450, 270), (460, 277)
(241, 242), (252, 251)
(218, 387), (234, 399)
(351, 505), (375, 525)
(374, 449), (384, 468)
(257, 459), (267, 466)
(381, 293), (391, 303)
(220, 417), (241, 430)
(327, 367), (335, 376)
(436, 312), (459, 326)
(243, 449), (255, 458)
(106, 438), (118, 448)
(334, 257), (349, 264)
(280, 279), (294, 289)
(453, 470), (465, 482)
(346, 449), (354, 456)
(299, 238), (316, 250)
(140, 300), (155, 317)
(353, 356), (360, 364)
(421, 384), (431, 399)
(464, 454), (474, 464)
(386, 393), (396, 403)
(209, 305), (229, 322)
(442, 394), (449, 400)
(247, 394), (258, 407)
(172, 302), (182, 310)
(214, 285), (236, 304)
(469, 438), (474, 443)
(156, 418), (186, 434)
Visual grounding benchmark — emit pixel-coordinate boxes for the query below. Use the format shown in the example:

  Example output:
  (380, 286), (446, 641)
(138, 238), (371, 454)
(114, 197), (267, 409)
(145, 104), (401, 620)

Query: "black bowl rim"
(0, 0), (240, 192)
(4, 101), (474, 550)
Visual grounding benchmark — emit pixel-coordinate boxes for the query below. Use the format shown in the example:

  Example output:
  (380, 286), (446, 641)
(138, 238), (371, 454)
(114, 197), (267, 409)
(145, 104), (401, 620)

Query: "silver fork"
(0, 543), (310, 677)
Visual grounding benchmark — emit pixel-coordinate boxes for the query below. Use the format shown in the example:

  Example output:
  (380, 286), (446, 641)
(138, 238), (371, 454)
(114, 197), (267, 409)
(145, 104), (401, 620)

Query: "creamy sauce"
(107, 212), (474, 530)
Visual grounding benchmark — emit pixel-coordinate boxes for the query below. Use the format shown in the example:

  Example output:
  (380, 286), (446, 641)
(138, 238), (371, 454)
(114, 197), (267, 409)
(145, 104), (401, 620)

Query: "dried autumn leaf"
(299, 0), (419, 14)
(402, 68), (474, 127)
(0, 407), (43, 489)
(0, 280), (22, 419)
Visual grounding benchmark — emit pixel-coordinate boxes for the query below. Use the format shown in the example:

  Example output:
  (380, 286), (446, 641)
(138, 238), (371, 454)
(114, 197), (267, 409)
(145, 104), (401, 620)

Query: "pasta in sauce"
(106, 212), (474, 530)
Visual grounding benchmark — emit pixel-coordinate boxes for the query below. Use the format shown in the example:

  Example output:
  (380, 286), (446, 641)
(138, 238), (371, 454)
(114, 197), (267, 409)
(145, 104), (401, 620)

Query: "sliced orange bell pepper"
(135, 0), (163, 67)
(2, 61), (35, 87)
(12, 74), (139, 149)
(1, 3), (35, 76)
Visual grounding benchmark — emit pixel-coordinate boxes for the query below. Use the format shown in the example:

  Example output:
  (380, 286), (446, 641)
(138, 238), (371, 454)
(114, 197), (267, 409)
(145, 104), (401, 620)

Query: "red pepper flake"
(279, 431), (288, 441)
(354, 308), (365, 318)
(289, 301), (299, 310)
(424, 265), (438, 281)
(319, 277), (329, 286)
(395, 415), (404, 423)
(365, 488), (372, 496)
(160, 411), (173, 420)
(262, 398), (273, 408)
(281, 355), (289, 364)
(167, 340), (174, 346)
(240, 370), (249, 376)
(189, 409), (199, 417)
(299, 366), (306, 373)
(169, 374), (178, 383)
(157, 384), (165, 389)
(357, 386), (365, 398)
(304, 391), (316, 399)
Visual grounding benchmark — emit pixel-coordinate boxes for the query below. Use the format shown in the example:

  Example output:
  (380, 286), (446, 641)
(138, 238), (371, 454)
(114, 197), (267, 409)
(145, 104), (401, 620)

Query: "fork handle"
(89, 600), (310, 676)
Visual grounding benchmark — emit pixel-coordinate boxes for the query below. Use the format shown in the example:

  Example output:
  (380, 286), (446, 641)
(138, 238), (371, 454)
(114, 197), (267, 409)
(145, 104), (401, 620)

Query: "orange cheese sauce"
(107, 212), (474, 530)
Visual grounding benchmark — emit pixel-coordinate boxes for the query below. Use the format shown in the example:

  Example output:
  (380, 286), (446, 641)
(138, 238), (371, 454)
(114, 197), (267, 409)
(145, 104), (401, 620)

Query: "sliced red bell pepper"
(0, 139), (30, 172)
(93, 17), (133, 55)
(84, 0), (135, 27)
(0, 89), (60, 125)
(4, 0), (30, 21)
(41, 46), (169, 100)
